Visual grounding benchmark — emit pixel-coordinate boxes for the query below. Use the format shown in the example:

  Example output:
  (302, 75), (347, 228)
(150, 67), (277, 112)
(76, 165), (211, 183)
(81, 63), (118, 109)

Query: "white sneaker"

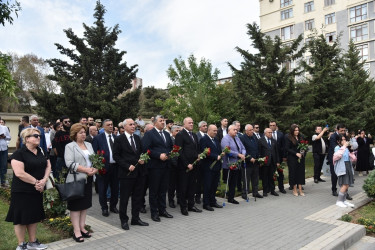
(336, 201), (347, 208)
(16, 242), (27, 250)
(344, 201), (355, 208)
(27, 239), (48, 250)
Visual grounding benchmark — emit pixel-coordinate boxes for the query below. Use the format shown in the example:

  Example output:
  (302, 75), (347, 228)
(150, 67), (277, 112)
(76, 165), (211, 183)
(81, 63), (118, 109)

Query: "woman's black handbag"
(55, 163), (85, 201)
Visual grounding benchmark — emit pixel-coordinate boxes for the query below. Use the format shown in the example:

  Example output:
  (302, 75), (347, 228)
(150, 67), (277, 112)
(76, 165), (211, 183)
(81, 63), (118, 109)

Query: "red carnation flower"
(227, 146), (230, 150)
(265, 156), (269, 165)
(102, 158), (106, 163)
(97, 150), (100, 154)
(101, 150), (105, 155)
(207, 148), (211, 156)
(147, 149), (151, 155)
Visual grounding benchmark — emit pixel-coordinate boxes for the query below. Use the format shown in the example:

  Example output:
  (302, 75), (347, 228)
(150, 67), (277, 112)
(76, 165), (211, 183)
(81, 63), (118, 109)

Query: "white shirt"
(105, 132), (116, 163)
(222, 127), (227, 137)
(312, 134), (326, 154)
(254, 133), (261, 139)
(82, 149), (92, 167)
(125, 131), (136, 150)
(0, 125), (11, 151)
(199, 131), (205, 137)
(272, 131), (277, 141)
(156, 128), (167, 142)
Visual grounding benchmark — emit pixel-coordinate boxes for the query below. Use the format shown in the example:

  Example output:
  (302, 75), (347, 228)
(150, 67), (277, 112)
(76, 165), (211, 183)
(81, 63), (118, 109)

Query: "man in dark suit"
(312, 126), (329, 183)
(195, 121), (208, 204)
(168, 125), (181, 208)
(85, 125), (98, 143)
(240, 124), (263, 199)
(113, 118), (148, 230)
(269, 121), (286, 193)
(142, 115), (174, 222)
(253, 123), (262, 139)
(199, 125), (223, 211)
(216, 117), (228, 143)
(258, 128), (280, 197)
(92, 119), (119, 217)
(175, 117), (202, 215)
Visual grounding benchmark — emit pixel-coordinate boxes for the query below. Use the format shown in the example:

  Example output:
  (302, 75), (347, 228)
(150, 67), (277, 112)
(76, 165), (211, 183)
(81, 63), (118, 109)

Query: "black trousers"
(227, 169), (239, 200)
(236, 169), (242, 191)
(119, 176), (146, 222)
(168, 166), (179, 202)
(242, 162), (259, 195)
(261, 164), (276, 193)
(203, 168), (220, 206)
(142, 175), (148, 208)
(97, 165), (119, 210)
(313, 153), (326, 180)
(329, 163), (338, 192)
(148, 168), (169, 216)
(277, 169), (284, 191)
(195, 164), (204, 199)
(178, 168), (197, 209)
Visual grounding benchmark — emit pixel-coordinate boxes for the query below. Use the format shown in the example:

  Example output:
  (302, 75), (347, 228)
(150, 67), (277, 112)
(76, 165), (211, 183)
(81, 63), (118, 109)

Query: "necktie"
(109, 134), (114, 152)
(233, 137), (240, 151)
(159, 131), (166, 143)
(130, 135), (136, 152)
(273, 131), (277, 141)
(189, 131), (195, 142)
(267, 139), (271, 148)
(212, 138), (217, 148)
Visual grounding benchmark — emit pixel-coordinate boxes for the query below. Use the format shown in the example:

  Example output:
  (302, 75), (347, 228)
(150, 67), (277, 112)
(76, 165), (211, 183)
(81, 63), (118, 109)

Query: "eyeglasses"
(254, 127), (259, 129)
(28, 134), (41, 138)
(63, 120), (71, 124)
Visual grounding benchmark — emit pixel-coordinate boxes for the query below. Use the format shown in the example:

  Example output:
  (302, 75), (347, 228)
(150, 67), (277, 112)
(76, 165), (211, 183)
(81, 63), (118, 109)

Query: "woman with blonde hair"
(64, 123), (98, 242)
(6, 128), (51, 250)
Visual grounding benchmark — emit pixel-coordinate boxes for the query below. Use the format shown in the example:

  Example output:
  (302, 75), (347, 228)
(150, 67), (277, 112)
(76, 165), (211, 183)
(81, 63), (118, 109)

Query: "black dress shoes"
(288, 186), (293, 190)
(181, 208), (189, 216)
(270, 191), (279, 196)
(318, 178), (326, 182)
(263, 193), (268, 197)
(279, 189), (286, 194)
(121, 221), (129, 230)
(254, 193), (263, 198)
(140, 207), (147, 213)
(159, 211), (173, 218)
(169, 200), (176, 208)
(188, 206), (202, 212)
(314, 179), (319, 183)
(195, 196), (201, 204)
(102, 209), (109, 217)
(151, 214), (160, 222)
(228, 199), (239, 204)
(110, 207), (119, 214)
(241, 194), (248, 200)
(346, 193), (353, 200)
(131, 219), (149, 226)
(332, 190), (338, 196)
(211, 203), (223, 208)
(203, 205), (214, 211)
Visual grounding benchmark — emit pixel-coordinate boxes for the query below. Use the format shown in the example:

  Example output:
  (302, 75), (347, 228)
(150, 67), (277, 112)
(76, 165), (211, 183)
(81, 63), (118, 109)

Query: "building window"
(281, 0), (292, 8)
(305, 19), (315, 31)
(304, 1), (314, 13)
(356, 44), (368, 61)
(325, 13), (335, 25)
(281, 8), (293, 20)
(350, 24), (368, 42)
(349, 4), (367, 23)
(324, 0), (335, 6)
(326, 32), (336, 43)
(281, 26), (293, 40)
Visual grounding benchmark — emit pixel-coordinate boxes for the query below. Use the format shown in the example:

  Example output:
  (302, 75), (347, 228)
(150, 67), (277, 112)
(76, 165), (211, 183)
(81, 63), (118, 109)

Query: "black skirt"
(6, 192), (45, 225)
(67, 176), (93, 211)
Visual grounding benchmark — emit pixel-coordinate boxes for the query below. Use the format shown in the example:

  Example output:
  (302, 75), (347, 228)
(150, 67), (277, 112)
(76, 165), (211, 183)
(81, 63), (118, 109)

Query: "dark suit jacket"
(85, 135), (93, 144)
(216, 127), (228, 142)
(273, 130), (285, 160)
(196, 131), (205, 143)
(92, 132), (114, 171)
(175, 129), (199, 170)
(240, 134), (259, 160)
(141, 128), (173, 169)
(327, 132), (339, 165)
(258, 136), (280, 166)
(113, 133), (146, 179)
(199, 135), (222, 171)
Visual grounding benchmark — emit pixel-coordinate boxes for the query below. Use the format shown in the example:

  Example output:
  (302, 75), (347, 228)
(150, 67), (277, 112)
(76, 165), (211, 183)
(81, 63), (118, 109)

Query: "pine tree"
(139, 87), (169, 118)
(228, 22), (304, 130)
(32, 1), (138, 123)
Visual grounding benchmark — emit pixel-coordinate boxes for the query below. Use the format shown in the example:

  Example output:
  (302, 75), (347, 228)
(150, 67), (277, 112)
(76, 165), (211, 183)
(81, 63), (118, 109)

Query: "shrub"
(43, 188), (67, 218)
(341, 214), (352, 222)
(357, 217), (375, 234)
(45, 216), (91, 236)
(363, 170), (375, 198)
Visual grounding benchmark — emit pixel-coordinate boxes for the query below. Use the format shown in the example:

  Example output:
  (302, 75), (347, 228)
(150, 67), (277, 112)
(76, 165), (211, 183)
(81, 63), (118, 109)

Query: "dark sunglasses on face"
(28, 134), (41, 138)
(63, 120), (71, 124)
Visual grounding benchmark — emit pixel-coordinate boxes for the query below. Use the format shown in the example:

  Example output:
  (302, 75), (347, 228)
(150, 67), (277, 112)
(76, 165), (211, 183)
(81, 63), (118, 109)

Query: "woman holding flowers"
(64, 123), (98, 242)
(285, 124), (306, 196)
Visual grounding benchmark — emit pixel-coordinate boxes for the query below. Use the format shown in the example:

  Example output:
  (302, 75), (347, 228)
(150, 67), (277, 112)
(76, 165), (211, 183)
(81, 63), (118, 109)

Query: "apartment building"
(259, 0), (375, 76)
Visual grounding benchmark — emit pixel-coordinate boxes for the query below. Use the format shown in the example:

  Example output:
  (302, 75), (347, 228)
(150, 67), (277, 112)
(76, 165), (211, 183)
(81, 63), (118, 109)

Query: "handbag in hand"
(45, 173), (55, 190)
(55, 163), (86, 201)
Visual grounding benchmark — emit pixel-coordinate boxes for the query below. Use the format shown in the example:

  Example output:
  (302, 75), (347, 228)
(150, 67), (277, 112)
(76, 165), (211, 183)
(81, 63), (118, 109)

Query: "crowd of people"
(1, 114), (374, 249)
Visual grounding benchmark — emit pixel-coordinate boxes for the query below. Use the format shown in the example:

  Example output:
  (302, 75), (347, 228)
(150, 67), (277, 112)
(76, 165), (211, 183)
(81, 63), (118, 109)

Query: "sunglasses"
(28, 134), (41, 138)
(63, 120), (71, 124)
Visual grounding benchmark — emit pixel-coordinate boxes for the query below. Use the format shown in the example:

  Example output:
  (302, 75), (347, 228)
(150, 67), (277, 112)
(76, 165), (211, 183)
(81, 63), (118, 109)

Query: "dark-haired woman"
(285, 124), (305, 196)
(356, 130), (372, 176)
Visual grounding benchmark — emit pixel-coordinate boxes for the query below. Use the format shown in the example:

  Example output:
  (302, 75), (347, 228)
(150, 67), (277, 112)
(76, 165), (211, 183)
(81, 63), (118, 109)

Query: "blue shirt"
(334, 146), (350, 161)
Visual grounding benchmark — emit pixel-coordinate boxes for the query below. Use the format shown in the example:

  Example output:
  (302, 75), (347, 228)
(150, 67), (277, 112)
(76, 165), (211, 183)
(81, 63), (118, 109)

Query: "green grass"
(354, 201), (375, 220)
(0, 199), (63, 250)
(218, 152), (315, 197)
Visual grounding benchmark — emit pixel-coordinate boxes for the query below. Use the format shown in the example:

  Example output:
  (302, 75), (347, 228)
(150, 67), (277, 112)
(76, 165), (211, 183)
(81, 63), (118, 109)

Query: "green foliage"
(139, 87), (169, 118)
(341, 214), (352, 222)
(229, 22), (304, 130)
(45, 216), (91, 236)
(0, 52), (18, 107)
(32, 1), (138, 123)
(357, 217), (375, 234)
(363, 170), (375, 198)
(43, 188), (67, 218)
(0, 0), (21, 26)
(161, 54), (221, 125)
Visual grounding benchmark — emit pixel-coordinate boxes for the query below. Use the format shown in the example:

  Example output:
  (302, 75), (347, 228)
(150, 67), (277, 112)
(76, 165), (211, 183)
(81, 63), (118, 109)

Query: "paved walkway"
(47, 174), (374, 250)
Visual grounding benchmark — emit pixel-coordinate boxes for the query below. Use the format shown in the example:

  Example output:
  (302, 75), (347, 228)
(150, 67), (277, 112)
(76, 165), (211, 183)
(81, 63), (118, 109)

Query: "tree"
(0, 52), (17, 110)
(32, 1), (138, 123)
(161, 54), (220, 124)
(139, 86), (169, 118)
(228, 22), (304, 130)
(0, 0), (21, 26)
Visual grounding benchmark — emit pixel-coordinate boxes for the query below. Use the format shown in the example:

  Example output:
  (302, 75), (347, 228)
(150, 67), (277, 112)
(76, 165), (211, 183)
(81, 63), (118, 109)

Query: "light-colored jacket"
(333, 145), (356, 177)
(64, 141), (94, 183)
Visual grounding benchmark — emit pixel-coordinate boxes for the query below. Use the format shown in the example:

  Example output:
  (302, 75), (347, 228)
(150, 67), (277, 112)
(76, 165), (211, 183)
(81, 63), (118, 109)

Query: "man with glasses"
(253, 124), (262, 139)
(92, 119), (119, 217)
(52, 115), (72, 179)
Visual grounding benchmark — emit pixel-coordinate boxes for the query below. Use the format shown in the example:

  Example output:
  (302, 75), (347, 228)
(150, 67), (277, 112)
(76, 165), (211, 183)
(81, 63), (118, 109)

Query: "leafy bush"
(0, 186), (11, 201)
(43, 188), (67, 218)
(357, 217), (375, 234)
(45, 217), (91, 236)
(341, 214), (352, 222)
(363, 170), (375, 198)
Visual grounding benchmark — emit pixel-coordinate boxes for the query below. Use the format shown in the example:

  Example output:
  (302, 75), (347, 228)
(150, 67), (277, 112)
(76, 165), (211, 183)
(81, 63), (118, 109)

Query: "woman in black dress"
(64, 123), (98, 242)
(356, 130), (372, 176)
(6, 128), (51, 250)
(285, 124), (305, 197)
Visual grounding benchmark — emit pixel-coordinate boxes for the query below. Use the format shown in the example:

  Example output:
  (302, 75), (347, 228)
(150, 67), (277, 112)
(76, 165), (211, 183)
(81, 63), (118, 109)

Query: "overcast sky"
(0, 0), (260, 88)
